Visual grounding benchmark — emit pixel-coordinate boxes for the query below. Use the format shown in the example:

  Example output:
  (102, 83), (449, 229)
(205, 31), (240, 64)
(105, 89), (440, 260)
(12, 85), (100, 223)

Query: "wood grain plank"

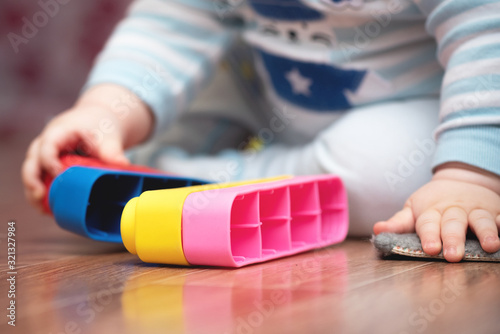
(2, 131), (500, 334)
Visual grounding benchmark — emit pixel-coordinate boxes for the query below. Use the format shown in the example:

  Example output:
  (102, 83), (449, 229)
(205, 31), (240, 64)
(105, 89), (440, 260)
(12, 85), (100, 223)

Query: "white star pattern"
(285, 68), (312, 96)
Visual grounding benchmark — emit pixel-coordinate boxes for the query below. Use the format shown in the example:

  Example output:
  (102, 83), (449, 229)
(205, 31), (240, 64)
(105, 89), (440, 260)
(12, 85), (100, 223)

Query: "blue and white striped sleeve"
(417, 0), (500, 176)
(83, 0), (235, 138)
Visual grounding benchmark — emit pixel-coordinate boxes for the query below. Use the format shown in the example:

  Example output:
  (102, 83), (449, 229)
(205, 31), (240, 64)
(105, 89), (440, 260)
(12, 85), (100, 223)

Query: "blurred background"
(0, 0), (133, 139)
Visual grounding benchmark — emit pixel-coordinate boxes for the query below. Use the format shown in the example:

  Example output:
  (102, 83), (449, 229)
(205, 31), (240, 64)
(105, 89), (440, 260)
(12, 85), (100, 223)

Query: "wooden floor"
(1, 130), (500, 334)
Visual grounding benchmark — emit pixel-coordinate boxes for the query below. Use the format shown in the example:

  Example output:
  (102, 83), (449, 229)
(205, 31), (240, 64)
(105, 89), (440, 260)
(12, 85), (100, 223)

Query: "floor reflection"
(121, 246), (348, 333)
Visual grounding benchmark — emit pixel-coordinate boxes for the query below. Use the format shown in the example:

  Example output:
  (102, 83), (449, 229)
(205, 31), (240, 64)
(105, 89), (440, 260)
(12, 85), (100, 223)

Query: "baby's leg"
(135, 98), (439, 236)
(309, 98), (440, 236)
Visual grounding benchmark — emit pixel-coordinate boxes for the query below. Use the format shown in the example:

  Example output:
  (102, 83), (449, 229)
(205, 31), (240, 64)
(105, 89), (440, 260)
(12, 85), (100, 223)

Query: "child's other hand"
(374, 163), (500, 262)
(22, 84), (153, 212)
(22, 106), (128, 211)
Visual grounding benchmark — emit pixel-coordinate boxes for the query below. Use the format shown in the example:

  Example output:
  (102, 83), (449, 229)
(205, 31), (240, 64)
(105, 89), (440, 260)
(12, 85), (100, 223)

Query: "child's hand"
(22, 84), (153, 212)
(22, 106), (127, 211)
(374, 163), (500, 262)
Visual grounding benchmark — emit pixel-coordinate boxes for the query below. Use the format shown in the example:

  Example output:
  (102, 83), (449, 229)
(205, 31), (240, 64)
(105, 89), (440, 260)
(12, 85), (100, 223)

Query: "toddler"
(22, 0), (500, 262)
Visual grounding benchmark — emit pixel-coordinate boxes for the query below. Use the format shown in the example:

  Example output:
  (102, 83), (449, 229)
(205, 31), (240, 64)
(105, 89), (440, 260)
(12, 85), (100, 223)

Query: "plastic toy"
(121, 175), (348, 267)
(44, 155), (209, 242)
(42, 154), (168, 213)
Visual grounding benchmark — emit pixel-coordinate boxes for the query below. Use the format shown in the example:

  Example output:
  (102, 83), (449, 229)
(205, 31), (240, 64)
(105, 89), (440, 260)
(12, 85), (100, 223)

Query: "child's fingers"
(21, 139), (45, 210)
(415, 209), (442, 255)
(441, 207), (468, 262)
(38, 128), (67, 176)
(468, 209), (500, 253)
(97, 136), (129, 166)
(373, 206), (415, 235)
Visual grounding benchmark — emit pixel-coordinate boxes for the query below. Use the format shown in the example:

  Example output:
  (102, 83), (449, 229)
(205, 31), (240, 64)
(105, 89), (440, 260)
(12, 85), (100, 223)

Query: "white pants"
(130, 65), (440, 236)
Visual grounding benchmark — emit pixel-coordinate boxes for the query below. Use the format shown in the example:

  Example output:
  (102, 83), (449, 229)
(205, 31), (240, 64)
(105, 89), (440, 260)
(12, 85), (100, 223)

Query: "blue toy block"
(48, 166), (208, 242)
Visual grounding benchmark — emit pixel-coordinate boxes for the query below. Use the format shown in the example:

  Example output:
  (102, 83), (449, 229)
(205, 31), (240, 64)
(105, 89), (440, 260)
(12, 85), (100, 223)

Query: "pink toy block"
(181, 175), (348, 267)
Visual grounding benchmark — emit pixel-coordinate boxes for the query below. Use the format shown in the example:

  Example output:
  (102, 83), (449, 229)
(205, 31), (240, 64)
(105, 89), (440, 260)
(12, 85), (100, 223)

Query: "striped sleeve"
(416, 0), (500, 176)
(83, 0), (235, 137)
